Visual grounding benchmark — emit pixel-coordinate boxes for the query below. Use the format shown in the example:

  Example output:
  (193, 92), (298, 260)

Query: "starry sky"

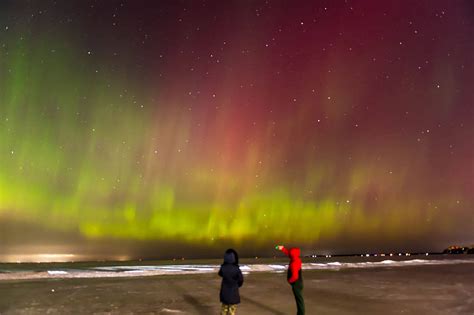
(0, 0), (473, 260)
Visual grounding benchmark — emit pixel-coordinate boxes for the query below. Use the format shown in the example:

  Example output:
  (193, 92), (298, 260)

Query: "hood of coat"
(223, 249), (239, 265)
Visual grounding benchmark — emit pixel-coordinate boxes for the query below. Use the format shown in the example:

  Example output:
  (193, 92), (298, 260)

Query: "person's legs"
(292, 284), (305, 315)
(228, 304), (237, 315)
(221, 303), (237, 315)
(221, 303), (229, 315)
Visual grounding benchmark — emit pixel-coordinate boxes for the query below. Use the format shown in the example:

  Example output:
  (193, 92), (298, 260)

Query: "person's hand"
(275, 245), (284, 251)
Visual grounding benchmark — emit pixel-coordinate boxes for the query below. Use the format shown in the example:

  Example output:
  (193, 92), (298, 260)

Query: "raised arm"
(276, 245), (289, 257)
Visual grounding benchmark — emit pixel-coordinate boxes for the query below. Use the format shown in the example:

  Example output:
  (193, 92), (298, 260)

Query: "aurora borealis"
(0, 1), (473, 260)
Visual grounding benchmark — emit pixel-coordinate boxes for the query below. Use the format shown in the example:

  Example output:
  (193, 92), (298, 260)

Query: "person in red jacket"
(277, 245), (305, 315)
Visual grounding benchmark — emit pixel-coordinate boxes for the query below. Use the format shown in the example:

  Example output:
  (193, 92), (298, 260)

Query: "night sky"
(0, 1), (473, 260)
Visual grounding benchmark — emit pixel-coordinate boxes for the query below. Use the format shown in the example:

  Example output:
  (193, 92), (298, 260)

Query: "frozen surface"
(1, 257), (473, 280)
(1, 260), (473, 314)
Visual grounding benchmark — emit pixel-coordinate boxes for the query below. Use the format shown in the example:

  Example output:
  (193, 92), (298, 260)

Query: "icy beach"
(1, 256), (473, 314)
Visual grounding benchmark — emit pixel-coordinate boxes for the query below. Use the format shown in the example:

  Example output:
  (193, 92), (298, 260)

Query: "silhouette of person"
(218, 248), (244, 315)
(277, 245), (305, 315)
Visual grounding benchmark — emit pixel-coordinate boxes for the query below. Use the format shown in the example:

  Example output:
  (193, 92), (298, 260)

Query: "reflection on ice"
(47, 270), (68, 275)
(1, 258), (473, 281)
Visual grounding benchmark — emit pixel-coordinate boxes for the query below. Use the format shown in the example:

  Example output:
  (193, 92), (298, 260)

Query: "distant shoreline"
(0, 251), (471, 264)
(1, 255), (473, 281)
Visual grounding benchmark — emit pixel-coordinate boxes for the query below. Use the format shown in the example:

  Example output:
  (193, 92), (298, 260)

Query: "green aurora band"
(0, 1), (472, 256)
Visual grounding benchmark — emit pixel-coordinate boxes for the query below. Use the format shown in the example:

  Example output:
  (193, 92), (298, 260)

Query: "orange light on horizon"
(0, 253), (78, 263)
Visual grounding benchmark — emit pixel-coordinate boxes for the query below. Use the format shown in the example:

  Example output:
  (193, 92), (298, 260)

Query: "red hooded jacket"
(281, 247), (302, 284)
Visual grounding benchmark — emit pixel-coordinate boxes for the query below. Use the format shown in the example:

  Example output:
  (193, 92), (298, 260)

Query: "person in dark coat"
(218, 248), (244, 315)
(277, 245), (305, 315)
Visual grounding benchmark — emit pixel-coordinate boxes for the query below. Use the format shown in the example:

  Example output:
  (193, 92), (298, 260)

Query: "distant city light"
(1, 253), (76, 263)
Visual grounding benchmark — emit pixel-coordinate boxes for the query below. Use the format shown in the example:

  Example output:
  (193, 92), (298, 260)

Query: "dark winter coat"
(218, 249), (244, 305)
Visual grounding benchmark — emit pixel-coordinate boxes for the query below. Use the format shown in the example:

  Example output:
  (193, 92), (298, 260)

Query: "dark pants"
(291, 281), (305, 315)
